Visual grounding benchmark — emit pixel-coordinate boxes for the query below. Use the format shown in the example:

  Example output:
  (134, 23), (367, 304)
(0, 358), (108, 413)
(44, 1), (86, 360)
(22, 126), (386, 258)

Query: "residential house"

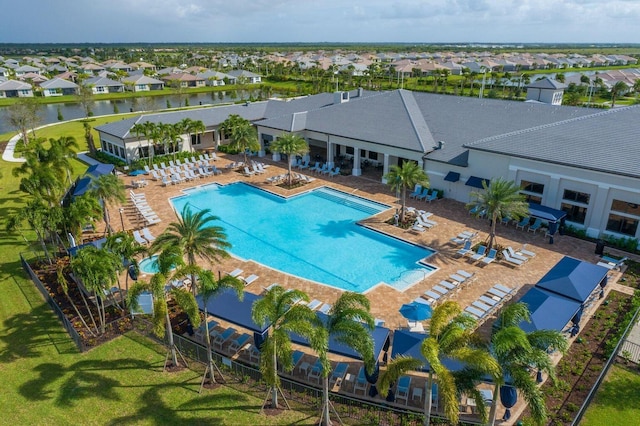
(196, 70), (228, 86)
(226, 70), (262, 84)
(0, 80), (34, 97)
(121, 75), (165, 92)
(525, 78), (567, 105)
(15, 65), (42, 77)
(84, 76), (125, 94)
(39, 78), (79, 96)
(161, 72), (206, 88)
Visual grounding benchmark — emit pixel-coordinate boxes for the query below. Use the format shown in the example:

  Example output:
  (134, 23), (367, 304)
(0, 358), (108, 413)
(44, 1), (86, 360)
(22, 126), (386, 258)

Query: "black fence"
(134, 318), (478, 426)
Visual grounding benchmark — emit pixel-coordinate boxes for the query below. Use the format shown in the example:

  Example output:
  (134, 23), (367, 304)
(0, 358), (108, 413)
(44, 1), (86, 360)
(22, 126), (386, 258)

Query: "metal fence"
(619, 338), (640, 364)
(134, 318), (479, 426)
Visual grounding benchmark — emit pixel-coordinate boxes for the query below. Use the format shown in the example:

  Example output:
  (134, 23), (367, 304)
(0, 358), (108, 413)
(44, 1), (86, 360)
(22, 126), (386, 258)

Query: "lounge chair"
(354, 367), (368, 395)
(329, 167), (341, 177)
(153, 164), (161, 171)
(439, 280), (457, 291)
(161, 176), (172, 186)
(160, 162), (167, 169)
(425, 190), (438, 203)
(481, 248), (498, 265)
(228, 268), (243, 278)
(133, 230), (148, 245)
(150, 170), (161, 180)
(519, 244), (537, 257)
(415, 188), (430, 201)
(170, 174), (184, 184)
(507, 246), (529, 262)
(515, 216), (530, 230)
(194, 319), (219, 340)
(457, 269), (475, 279)
(456, 240), (473, 256)
(487, 287), (508, 299)
(472, 300), (492, 312)
(396, 376), (411, 404)
(228, 333), (252, 354)
(432, 285), (449, 296)
(169, 160), (176, 168)
(145, 216), (162, 225)
(298, 160), (309, 170)
(449, 273), (467, 284)
(309, 162), (321, 173)
(243, 166), (254, 176)
(501, 216), (512, 225)
(241, 274), (259, 286)
(479, 295), (499, 307)
(252, 163), (265, 174)
(212, 327), (237, 350)
(319, 303), (332, 314)
(409, 184), (423, 199)
(464, 306), (487, 320)
(308, 359), (323, 383)
(330, 362), (349, 388)
(470, 245), (487, 261)
(494, 284), (514, 295)
(307, 299), (322, 310)
(141, 227), (156, 242)
(502, 250), (524, 266)
(528, 218), (543, 233)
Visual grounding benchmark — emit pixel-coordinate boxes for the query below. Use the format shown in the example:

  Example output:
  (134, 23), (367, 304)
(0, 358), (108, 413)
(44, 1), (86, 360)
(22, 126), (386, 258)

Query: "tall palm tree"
(105, 231), (146, 298)
(64, 193), (102, 244)
(180, 266), (244, 388)
(219, 114), (260, 165)
(466, 177), (529, 251)
(179, 118), (206, 152)
(270, 133), (309, 186)
(251, 285), (317, 410)
(150, 206), (231, 296)
(610, 80), (628, 108)
(379, 301), (500, 426)
(128, 245), (200, 368)
(49, 135), (79, 185)
(311, 292), (376, 426)
(89, 173), (126, 235)
(383, 161), (429, 223)
(488, 303), (568, 426)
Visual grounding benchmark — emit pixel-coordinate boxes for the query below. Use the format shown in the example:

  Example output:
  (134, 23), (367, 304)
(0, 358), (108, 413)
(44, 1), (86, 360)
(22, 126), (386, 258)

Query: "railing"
(134, 318), (480, 426)
(619, 340), (640, 364)
(572, 302), (640, 425)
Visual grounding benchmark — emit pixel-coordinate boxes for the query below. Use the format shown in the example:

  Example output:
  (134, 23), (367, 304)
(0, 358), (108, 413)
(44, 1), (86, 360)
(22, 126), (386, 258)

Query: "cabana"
(527, 202), (567, 243)
(516, 287), (582, 333)
(535, 256), (609, 305)
(390, 329), (465, 373)
(72, 164), (116, 197)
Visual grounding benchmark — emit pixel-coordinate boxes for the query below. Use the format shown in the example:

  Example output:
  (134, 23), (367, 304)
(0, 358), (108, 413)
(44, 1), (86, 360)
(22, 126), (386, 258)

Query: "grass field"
(580, 364), (640, 426)
(0, 121), (314, 425)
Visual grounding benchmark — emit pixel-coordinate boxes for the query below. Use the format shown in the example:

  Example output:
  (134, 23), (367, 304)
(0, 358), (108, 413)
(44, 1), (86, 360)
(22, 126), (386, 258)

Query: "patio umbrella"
(399, 302), (433, 322)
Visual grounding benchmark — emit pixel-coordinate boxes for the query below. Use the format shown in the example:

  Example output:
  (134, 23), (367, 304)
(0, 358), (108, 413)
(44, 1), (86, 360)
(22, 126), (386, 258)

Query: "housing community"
(97, 86), (640, 243)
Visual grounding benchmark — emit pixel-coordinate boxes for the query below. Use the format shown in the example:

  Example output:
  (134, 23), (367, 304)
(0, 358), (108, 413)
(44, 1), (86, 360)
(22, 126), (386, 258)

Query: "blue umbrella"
(399, 302), (433, 321)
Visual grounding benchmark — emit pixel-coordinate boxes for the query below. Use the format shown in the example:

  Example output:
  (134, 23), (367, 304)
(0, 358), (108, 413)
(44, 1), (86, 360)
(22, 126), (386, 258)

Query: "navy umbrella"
(399, 302), (433, 321)
(500, 385), (518, 420)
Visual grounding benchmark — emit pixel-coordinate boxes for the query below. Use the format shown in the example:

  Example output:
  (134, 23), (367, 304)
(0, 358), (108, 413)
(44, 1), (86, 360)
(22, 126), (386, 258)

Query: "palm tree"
(466, 177), (529, 251)
(379, 301), (500, 426)
(104, 231), (146, 298)
(270, 133), (309, 186)
(311, 292), (376, 426)
(128, 245), (200, 368)
(219, 114), (260, 165)
(383, 161), (429, 224)
(179, 118), (206, 152)
(150, 206), (231, 296)
(88, 173), (126, 235)
(251, 285), (317, 410)
(49, 136), (79, 185)
(181, 266), (244, 388)
(64, 193), (102, 244)
(610, 80), (628, 108)
(488, 302), (568, 426)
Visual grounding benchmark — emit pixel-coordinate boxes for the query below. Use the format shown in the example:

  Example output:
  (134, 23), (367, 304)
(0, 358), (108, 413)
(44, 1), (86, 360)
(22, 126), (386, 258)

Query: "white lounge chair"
(502, 250), (524, 266)
(228, 268), (243, 278)
(141, 227), (156, 242)
(241, 274), (259, 286)
(133, 230), (148, 245)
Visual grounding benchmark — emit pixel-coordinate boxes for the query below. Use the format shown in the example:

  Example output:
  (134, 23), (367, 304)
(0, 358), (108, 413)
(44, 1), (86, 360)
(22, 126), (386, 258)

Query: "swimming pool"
(170, 183), (436, 292)
(138, 255), (176, 275)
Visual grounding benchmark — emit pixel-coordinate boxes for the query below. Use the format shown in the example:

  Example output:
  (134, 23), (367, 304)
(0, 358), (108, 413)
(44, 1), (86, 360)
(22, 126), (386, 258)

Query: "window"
(119, 147), (125, 159)
(368, 152), (378, 161)
(606, 214), (639, 236)
(191, 134), (202, 145)
(138, 146), (149, 159)
(611, 199), (640, 216)
(520, 180), (544, 194)
(523, 194), (542, 204)
(561, 203), (587, 224)
(345, 146), (354, 155)
(563, 189), (590, 205)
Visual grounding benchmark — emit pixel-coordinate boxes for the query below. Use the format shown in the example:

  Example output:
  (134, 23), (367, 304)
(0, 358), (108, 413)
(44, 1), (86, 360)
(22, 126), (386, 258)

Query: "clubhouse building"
(96, 89), (640, 243)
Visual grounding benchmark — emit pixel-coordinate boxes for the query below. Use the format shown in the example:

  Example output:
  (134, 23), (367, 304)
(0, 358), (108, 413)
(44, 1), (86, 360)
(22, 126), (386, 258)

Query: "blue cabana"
(389, 330), (465, 373)
(68, 237), (106, 256)
(196, 289), (268, 334)
(517, 287), (582, 333)
(527, 202), (567, 223)
(290, 312), (390, 361)
(73, 176), (93, 196)
(73, 164), (116, 196)
(86, 163), (115, 177)
(535, 256), (609, 304)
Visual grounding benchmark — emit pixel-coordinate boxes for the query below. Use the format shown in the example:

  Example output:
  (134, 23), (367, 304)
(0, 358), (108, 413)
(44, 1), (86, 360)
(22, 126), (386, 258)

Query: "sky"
(1, 0), (639, 44)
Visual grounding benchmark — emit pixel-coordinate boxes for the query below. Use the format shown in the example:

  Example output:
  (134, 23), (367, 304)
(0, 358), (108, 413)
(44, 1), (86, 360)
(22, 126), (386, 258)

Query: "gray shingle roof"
(466, 105), (640, 178)
(526, 78), (567, 90)
(0, 79), (32, 90)
(40, 78), (78, 89)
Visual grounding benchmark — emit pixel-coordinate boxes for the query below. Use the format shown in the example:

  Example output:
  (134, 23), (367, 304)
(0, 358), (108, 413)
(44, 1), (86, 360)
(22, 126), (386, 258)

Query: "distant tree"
(610, 80), (628, 107)
(219, 114), (260, 165)
(6, 97), (42, 146)
(76, 84), (95, 117)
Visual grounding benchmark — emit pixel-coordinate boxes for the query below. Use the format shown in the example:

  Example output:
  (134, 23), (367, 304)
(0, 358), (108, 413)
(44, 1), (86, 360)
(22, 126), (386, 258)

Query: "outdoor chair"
(481, 248), (498, 265)
(470, 245), (487, 261)
(133, 230), (148, 245)
(330, 363), (349, 388)
(528, 218), (543, 233)
(228, 333), (252, 354)
(515, 216), (530, 230)
(141, 227), (156, 242)
(395, 376), (411, 404)
(456, 240), (472, 256)
(502, 250), (524, 267)
(409, 184), (423, 199)
(354, 367), (368, 395)
(507, 246), (529, 262)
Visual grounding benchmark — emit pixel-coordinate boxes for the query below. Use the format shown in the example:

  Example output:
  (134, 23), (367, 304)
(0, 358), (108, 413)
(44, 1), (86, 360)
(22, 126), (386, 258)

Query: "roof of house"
(122, 75), (164, 85)
(0, 79), (32, 90)
(527, 77), (567, 90)
(226, 70), (261, 78)
(466, 105), (640, 179)
(40, 78), (79, 89)
(84, 76), (123, 87)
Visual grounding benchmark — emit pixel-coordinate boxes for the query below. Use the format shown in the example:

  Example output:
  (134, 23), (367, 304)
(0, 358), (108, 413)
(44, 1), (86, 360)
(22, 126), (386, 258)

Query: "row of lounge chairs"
(409, 185), (439, 203)
(242, 161), (269, 176)
(417, 270), (475, 306)
(145, 154), (218, 175)
(464, 284), (516, 324)
(129, 191), (161, 225)
(457, 242), (498, 265)
(265, 172), (315, 185)
(411, 212), (438, 232)
(308, 162), (341, 177)
(450, 230), (478, 245)
(513, 216), (544, 233)
(227, 268), (260, 286)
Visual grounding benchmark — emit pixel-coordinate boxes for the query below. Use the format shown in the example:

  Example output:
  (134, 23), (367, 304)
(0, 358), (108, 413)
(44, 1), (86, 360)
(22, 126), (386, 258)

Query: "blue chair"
(456, 240), (472, 256)
(515, 216), (530, 230)
(354, 366), (368, 395)
(528, 218), (543, 233)
(396, 376), (411, 404)
(416, 188), (430, 201)
(425, 190), (438, 203)
(409, 184), (423, 199)
(470, 245), (487, 261)
(481, 248), (498, 265)
(330, 362), (349, 387)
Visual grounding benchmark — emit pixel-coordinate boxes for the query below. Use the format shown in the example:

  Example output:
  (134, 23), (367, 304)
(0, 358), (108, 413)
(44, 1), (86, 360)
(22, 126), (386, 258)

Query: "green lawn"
(0, 119), (314, 425)
(581, 364), (640, 426)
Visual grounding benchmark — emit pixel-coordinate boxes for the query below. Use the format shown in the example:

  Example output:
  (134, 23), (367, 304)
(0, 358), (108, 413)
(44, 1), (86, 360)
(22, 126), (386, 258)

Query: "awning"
(390, 330), (466, 373)
(528, 202), (567, 223)
(517, 287), (581, 332)
(73, 177), (93, 196)
(86, 163), (115, 177)
(535, 256), (609, 304)
(465, 176), (489, 189)
(196, 289), (269, 334)
(444, 171), (460, 182)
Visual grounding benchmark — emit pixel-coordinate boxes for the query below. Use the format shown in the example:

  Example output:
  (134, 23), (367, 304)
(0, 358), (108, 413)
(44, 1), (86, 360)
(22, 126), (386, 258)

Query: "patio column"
(546, 176), (560, 206)
(352, 147), (362, 176)
(326, 140), (335, 169)
(586, 185), (611, 238)
(214, 130), (220, 150)
(382, 153), (390, 184)
(258, 133), (265, 157)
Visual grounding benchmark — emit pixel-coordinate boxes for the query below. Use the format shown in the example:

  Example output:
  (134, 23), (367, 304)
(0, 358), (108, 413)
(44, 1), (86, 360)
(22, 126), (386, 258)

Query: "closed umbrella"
(500, 385), (518, 420)
(399, 302), (433, 322)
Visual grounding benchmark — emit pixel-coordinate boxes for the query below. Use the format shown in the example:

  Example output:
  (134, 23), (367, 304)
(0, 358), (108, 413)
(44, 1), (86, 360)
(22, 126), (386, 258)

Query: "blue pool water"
(170, 183), (436, 292)
(139, 255), (176, 274)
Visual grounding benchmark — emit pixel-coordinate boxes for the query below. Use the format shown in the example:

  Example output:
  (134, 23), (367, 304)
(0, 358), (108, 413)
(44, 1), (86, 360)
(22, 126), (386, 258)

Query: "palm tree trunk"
(64, 291), (97, 337)
(401, 187), (407, 223)
(322, 374), (331, 426)
(272, 338), (279, 408)
(204, 307), (217, 384)
(166, 310), (179, 366)
(488, 383), (500, 426)
(78, 287), (99, 335)
(287, 158), (293, 187)
(424, 372), (433, 426)
(489, 212), (498, 249)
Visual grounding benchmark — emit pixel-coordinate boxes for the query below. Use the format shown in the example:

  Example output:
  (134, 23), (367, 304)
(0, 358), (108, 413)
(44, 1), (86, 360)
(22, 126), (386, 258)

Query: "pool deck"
(108, 153), (635, 423)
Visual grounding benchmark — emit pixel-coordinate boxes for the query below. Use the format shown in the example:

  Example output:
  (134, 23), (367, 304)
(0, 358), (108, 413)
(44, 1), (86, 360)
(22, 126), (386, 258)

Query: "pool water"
(138, 255), (176, 274)
(171, 183), (435, 292)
